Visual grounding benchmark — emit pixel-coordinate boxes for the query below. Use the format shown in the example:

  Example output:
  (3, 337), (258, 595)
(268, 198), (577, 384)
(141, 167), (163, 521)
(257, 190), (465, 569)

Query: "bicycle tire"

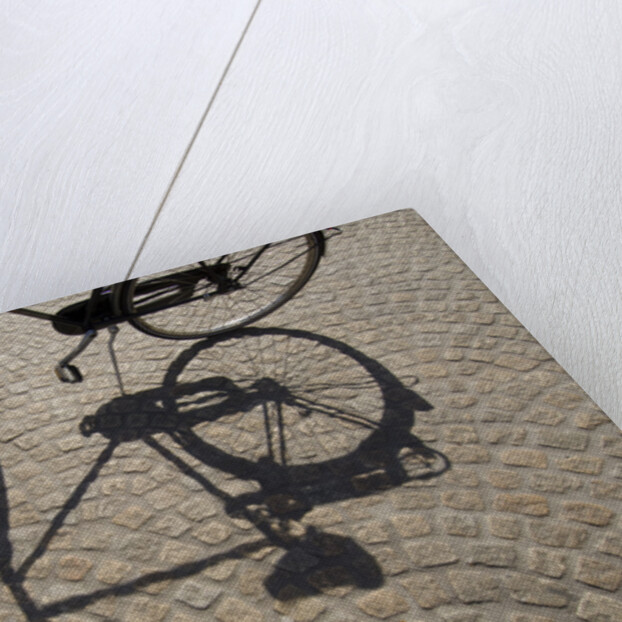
(119, 233), (323, 340)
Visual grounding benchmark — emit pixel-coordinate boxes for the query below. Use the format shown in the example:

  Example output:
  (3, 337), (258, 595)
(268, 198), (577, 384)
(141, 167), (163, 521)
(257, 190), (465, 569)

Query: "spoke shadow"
(0, 461), (43, 621)
(0, 327), (450, 618)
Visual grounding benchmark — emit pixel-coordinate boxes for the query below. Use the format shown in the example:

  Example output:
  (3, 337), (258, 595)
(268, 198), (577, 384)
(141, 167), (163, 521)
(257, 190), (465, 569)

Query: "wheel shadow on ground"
(0, 327), (450, 620)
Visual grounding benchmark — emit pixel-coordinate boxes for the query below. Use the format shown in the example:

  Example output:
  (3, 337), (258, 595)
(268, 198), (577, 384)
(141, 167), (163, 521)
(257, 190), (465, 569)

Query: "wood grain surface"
(0, 0), (256, 311)
(132, 0), (622, 425)
(2, 1), (620, 424)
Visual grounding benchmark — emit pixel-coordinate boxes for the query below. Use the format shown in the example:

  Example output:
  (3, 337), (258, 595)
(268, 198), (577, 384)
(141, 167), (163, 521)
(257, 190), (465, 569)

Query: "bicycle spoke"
(286, 379), (379, 392)
(291, 395), (380, 429)
(240, 247), (312, 288)
(136, 273), (201, 289)
(169, 331), (386, 470)
(124, 234), (319, 338)
(133, 288), (191, 308)
(277, 401), (287, 466)
(262, 401), (275, 462)
(133, 281), (215, 308)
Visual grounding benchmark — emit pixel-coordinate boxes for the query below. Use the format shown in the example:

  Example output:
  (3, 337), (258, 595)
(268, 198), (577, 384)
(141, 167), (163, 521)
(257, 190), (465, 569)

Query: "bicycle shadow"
(0, 327), (450, 619)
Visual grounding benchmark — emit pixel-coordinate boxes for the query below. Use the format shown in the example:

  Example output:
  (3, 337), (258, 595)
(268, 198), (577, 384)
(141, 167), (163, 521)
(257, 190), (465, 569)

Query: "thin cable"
(107, 326), (125, 395)
(126, 0), (264, 280)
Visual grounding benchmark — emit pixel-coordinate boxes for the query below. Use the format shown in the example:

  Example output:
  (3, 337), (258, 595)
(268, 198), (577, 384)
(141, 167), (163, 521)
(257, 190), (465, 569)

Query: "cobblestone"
(487, 469), (522, 489)
(0, 210), (621, 620)
(192, 521), (232, 545)
(390, 489), (437, 510)
(467, 544), (517, 568)
(529, 521), (589, 548)
(444, 446), (490, 464)
(96, 559), (132, 584)
(562, 501), (615, 526)
(500, 448), (548, 469)
(355, 521), (390, 544)
(489, 515), (522, 540)
(441, 490), (485, 511)
(371, 546), (410, 576)
(441, 610), (483, 622)
(486, 427), (528, 445)
(524, 408), (566, 427)
(444, 468), (480, 488)
(557, 455), (604, 475)
(442, 514), (480, 537)
(400, 574), (452, 609)
(575, 411), (611, 430)
(390, 514), (431, 538)
(175, 582), (221, 610)
(602, 436), (622, 458)
(447, 570), (502, 603)
(574, 556), (622, 591)
(494, 355), (540, 372)
(590, 481), (622, 501)
(406, 540), (460, 567)
(526, 547), (567, 578)
(504, 573), (570, 608)
(214, 597), (264, 622)
(598, 531), (622, 558)
(538, 429), (589, 451)
(111, 505), (153, 529)
(529, 472), (583, 494)
(274, 593), (326, 622)
(123, 597), (170, 622)
(493, 493), (549, 516)
(355, 588), (409, 619)
(445, 425), (479, 444)
(576, 591), (622, 621)
(56, 555), (93, 581)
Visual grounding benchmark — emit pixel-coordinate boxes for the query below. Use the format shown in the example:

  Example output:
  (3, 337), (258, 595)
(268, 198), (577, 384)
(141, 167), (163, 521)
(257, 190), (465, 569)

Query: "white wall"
(2, 1), (621, 424)
(0, 0), (257, 310)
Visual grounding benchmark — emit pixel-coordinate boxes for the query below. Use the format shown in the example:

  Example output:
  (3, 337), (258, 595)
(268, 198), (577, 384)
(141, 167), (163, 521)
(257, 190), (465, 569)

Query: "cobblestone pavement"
(0, 209), (621, 621)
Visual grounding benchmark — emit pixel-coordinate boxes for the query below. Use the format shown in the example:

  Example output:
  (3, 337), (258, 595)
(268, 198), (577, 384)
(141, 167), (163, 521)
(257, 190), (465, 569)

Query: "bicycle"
(8, 230), (337, 383)
(0, 231), (452, 612)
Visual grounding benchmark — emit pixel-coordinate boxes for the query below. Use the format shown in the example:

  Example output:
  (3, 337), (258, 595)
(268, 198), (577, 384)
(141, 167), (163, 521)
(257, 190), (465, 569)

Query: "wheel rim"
(124, 235), (319, 339)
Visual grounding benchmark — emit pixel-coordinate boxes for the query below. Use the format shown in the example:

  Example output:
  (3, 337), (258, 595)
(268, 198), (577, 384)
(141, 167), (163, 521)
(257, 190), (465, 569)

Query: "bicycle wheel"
(120, 233), (322, 339)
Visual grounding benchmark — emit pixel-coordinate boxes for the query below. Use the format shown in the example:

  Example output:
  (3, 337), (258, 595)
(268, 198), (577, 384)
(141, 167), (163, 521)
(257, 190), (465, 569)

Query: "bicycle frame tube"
(7, 230), (331, 331)
(82, 287), (104, 329)
(9, 286), (214, 330)
(10, 307), (75, 324)
(9, 287), (110, 330)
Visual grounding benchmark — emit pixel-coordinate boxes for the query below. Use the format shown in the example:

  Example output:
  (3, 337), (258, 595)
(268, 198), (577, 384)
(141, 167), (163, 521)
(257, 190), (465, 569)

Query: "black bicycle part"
(51, 291), (115, 335)
(54, 364), (83, 383)
(120, 232), (325, 340)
